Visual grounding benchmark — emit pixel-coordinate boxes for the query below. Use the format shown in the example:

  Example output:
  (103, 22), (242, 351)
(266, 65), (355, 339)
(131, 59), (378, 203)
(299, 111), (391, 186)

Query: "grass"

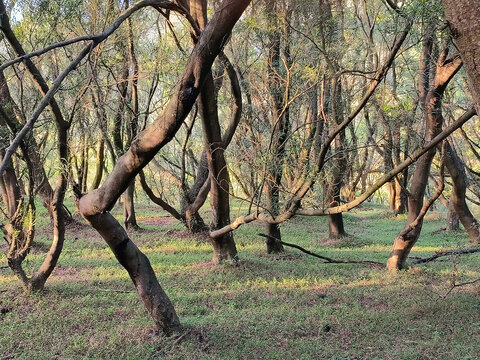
(1, 200), (480, 359)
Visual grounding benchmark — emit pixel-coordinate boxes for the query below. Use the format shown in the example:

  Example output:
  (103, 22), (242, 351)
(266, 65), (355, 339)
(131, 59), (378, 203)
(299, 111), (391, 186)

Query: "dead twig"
(441, 278), (480, 299)
(257, 233), (384, 268)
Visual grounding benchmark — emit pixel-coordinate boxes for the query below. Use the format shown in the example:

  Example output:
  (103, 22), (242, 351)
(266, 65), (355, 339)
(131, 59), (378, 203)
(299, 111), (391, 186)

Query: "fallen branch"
(411, 247), (480, 264)
(257, 233), (384, 268)
(174, 330), (191, 345)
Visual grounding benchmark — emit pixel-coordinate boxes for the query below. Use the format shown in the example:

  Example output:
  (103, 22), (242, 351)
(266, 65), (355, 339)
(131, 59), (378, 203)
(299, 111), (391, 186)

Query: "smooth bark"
(443, 1), (480, 114)
(77, 0), (250, 333)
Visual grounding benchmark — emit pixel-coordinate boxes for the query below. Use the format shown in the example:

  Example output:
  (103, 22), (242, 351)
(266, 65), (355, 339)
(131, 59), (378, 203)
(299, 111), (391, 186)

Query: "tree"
(76, 0), (251, 334)
(386, 44), (463, 271)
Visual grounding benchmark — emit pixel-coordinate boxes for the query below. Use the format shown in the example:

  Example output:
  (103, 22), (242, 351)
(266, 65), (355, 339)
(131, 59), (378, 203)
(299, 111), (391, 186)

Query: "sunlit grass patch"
(1, 204), (479, 359)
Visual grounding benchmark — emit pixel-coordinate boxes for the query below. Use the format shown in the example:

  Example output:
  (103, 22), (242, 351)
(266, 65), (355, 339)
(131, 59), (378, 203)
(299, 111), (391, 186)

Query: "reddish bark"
(443, 1), (480, 114)
(387, 49), (463, 271)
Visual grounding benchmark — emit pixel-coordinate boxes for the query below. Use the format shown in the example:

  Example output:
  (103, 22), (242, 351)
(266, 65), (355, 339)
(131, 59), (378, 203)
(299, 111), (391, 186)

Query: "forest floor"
(1, 200), (480, 359)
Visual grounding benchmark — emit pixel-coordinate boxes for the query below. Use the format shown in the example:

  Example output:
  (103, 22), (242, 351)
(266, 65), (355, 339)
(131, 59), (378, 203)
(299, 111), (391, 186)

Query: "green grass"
(1, 201), (480, 359)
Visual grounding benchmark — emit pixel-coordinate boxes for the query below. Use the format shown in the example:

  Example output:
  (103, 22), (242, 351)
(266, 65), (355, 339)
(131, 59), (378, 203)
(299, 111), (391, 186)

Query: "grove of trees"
(1, 0), (480, 336)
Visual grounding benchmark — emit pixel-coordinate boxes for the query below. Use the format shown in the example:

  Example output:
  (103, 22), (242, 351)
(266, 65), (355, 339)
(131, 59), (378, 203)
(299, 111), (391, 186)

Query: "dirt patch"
(140, 216), (177, 227)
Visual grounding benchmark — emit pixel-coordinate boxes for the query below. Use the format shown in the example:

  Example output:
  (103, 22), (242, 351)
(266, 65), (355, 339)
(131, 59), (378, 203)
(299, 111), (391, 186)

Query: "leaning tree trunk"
(386, 49), (463, 271)
(444, 140), (480, 242)
(443, 2), (480, 242)
(77, 0), (250, 334)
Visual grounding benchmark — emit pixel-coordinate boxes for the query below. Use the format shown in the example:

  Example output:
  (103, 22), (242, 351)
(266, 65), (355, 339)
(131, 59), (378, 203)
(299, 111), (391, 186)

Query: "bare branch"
(210, 108), (476, 238)
(0, 0), (176, 178)
(442, 278), (480, 298)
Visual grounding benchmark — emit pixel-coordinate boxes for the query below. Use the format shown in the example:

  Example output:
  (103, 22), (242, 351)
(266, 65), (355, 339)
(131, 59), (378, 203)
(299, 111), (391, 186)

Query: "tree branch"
(209, 108), (476, 238)
(257, 233), (384, 267)
(0, 0), (176, 178)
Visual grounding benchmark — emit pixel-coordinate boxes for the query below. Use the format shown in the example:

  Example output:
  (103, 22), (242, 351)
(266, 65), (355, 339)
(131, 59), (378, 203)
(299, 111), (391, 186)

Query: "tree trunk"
(79, 209), (180, 334)
(181, 151), (209, 233)
(328, 210), (346, 239)
(447, 200), (460, 232)
(444, 141), (480, 242)
(0, 70), (54, 212)
(326, 78), (347, 239)
(443, 1), (480, 115)
(122, 1), (140, 230)
(387, 49), (463, 271)
(392, 123), (408, 214)
(77, 0), (250, 333)
(123, 181), (139, 230)
(0, 2), (68, 290)
(91, 135), (105, 190)
(191, 0), (238, 263)
(198, 71), (238, 263)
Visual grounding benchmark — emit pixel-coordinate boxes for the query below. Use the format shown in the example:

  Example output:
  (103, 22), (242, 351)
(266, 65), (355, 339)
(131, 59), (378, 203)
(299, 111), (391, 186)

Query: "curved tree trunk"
(0, 2), (68, 290)
(77, 0), (250, 333)
(444, 141), (480, 242)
